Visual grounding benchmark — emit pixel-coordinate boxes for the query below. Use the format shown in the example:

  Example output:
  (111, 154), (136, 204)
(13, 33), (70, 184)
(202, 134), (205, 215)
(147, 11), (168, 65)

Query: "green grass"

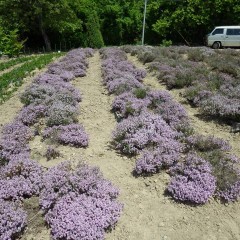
(0, 56), (35, 72)
(0, 52), (64, 103)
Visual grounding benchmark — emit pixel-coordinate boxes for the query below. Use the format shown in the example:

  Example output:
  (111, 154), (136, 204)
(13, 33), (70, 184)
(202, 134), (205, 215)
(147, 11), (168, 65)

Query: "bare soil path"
(2, 51), (240, 240)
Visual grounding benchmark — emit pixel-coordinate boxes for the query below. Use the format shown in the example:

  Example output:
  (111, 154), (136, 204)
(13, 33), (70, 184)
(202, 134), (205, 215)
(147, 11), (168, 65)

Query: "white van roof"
(215, 26), (240, 29)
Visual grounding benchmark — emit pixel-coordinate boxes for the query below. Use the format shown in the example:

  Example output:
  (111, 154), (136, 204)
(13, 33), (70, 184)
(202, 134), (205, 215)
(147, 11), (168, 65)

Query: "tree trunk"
(39, 15), (51, 51)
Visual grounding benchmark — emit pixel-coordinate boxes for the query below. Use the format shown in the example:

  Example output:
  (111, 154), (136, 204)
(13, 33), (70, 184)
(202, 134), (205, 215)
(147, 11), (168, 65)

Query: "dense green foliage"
(0, 0), (239, 49)
(0, 53), (63, 102)
(0, 27), (26, 57)
(0, 56), (34, 71)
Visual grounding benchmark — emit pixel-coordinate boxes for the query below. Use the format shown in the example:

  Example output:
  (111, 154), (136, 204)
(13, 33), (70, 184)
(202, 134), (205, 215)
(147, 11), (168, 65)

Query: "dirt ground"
(0, 51), (239, 240)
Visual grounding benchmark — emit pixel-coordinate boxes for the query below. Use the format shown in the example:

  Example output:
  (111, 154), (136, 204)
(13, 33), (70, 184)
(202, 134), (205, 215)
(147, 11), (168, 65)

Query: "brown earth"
(0, 51), (239, 240)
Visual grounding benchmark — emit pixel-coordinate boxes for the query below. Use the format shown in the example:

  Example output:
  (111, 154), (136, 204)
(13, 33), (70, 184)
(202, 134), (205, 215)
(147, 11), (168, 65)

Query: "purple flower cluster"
(0, 121), (33, 163)
(47, 48), (93, 78)
(112, 89), (189, 130)
(16, 104), (46, 125)
(0, 200), (27, 240)
(185, 134), (231, 152)
(0, 158), (44, 201)
(168, 154), (216, 204)
(199, 94), (240, 121)
(40, 162), (120, 210)
(20, 49), (92, 128)
(44, 124), (89, 147)
(135, 146), (181, 174)
(0, 48), (94, 239)
(18, 49), (91, 146)
(100, 48), (146, 94)
(119, 44), (240, 203)
(101, 48), (184, 175)
(112, 111), (182, 155)
(100, 47), (127, 61)
(40, 162), (123, 240)
(112, 91), (150, 117)
(45, 194), (122, 240)
(46, 102), (79, 127)
(218, 181), (240, 202)
(130, 46), (240, 121)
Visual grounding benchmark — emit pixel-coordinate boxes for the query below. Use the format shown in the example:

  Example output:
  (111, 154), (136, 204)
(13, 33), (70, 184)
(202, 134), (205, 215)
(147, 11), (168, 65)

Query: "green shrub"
(133, 88), (147, 99)
(139, 51), (156, 64)
(174, 71), (194, 88)
(187, 48), (205, 62)
(201, 151), (240, 194)
(184, 86), (201, 102)
(160, 39), (172, 47)
(0, 27), (25, 57)
(0, 53), (62, 102)
(85, 11), (104, 48)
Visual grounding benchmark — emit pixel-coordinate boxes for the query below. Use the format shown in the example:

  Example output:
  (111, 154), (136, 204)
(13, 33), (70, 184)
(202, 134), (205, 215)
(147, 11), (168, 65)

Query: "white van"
(207, 26), (240, 49)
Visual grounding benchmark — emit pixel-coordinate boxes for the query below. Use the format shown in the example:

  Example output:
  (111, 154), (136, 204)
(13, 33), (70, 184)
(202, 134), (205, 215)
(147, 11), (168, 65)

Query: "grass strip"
(0, 52), (64, 103)
(0, 56), (35, 72)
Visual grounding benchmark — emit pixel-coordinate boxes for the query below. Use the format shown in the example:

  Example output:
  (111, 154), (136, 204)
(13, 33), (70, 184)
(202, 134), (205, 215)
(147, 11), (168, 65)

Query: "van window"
(235, 29), (240, 35)
(226, 29), (240, 35)
(212, 28), (224, 35)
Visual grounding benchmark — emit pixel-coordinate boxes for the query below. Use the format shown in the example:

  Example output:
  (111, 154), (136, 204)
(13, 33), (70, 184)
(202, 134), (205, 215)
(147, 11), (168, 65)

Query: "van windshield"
(212, 28), (224, 35)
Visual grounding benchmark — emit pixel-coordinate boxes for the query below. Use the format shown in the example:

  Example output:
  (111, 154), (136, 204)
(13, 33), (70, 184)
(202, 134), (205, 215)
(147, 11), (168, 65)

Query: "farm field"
(0, 47), (240, 240)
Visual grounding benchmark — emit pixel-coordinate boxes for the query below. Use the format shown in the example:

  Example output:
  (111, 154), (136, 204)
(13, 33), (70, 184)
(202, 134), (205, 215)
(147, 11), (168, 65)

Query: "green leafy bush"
(0, 27), (25, 57)
(133, 88), (147, 99)
(85, 12), (104, 48)
(160, 39), (172, 47)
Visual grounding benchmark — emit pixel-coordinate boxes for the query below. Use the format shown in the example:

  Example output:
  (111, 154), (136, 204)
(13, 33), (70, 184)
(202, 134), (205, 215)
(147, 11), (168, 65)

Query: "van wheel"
(212, 42), (221, 49)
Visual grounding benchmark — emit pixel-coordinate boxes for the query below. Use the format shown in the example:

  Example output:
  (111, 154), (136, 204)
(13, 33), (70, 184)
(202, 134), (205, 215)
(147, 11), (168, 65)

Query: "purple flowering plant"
(0, 200), (27, 240)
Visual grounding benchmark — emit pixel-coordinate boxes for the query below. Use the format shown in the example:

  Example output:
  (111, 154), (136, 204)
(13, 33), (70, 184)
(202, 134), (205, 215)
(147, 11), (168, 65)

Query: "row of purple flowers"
(123, 46), (240, 123)
(0, 48), (122, 240)
(100, 47), (240, 205)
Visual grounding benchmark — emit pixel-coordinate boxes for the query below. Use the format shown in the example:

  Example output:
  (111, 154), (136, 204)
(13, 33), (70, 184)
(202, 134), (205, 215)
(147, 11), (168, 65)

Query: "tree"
(0, 0), (82, 51)
(150, 0), (240, 45)
(68, 0), (104, 48)
(95, 0), (143, 45)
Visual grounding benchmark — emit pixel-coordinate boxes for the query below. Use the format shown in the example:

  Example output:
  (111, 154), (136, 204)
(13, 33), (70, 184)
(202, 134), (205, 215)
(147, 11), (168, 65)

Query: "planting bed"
(122, 46), (240, 125)
(0, 47), (240, 240)
(0, 49), (122, 240)
(0, 53), (63, 103)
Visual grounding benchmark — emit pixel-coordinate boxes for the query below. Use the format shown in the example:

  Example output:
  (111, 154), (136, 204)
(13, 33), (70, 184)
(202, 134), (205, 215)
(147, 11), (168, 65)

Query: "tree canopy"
(0, 0), (239, 51)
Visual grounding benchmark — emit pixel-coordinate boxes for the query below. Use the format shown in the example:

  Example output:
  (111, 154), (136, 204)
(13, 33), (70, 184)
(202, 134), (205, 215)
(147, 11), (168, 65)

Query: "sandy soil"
(0, 57), (10, 63)
(1, 52), (239, 240)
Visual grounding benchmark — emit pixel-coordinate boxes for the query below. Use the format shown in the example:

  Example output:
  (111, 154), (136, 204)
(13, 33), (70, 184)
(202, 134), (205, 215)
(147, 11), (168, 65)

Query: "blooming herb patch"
(0, 48), (123, 239)
(101, 47), (240, 204)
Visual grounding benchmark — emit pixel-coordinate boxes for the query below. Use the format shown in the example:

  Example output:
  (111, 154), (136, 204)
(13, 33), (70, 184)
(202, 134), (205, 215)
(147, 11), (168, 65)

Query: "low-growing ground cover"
(122, 45), (240, 124)
(0, 47), (240, 240)
(0, 48), (123, 240)
(100, 47), (240, 204)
